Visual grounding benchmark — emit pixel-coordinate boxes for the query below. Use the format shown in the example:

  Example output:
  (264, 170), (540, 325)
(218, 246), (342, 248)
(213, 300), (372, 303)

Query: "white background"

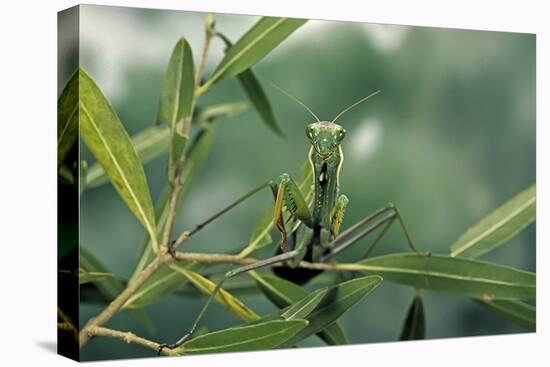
(0, 0), (547, 366)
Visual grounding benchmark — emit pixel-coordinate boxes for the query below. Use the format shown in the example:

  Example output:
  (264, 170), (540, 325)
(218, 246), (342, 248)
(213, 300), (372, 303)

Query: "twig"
(79, 254), (169, 347)
(89, 326), (180, 356)
(174, 251), (258, 265)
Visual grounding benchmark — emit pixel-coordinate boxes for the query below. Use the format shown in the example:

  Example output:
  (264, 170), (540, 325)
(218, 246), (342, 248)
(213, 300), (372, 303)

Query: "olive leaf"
(357, 253), (535, 300)
(399, 293), (426, 340)
(176, 320), (308, 355)
(157, 37), (195, 174)
(217, 32), (283, 136)
(451, 184), (536, 258)
(250, 272), (348, 345)
(198, 17), (307, 94)
(58, 70), (79, 167)
(79, 68), (157, 246)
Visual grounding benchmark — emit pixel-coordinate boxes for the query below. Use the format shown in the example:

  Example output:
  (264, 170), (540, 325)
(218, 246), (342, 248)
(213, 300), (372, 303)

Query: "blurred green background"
(60, 4), (535, 361)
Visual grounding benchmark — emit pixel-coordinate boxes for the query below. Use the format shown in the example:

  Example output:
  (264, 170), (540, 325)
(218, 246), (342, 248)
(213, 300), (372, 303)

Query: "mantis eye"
(336, 128), (346, 140)
(306, 125), (315, 138)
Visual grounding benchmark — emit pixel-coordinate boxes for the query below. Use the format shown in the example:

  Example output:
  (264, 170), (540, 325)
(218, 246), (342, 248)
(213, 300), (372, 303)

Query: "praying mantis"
(159, 86), (426, 353)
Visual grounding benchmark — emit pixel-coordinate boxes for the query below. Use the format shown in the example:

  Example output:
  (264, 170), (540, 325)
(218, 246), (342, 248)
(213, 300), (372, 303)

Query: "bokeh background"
(59, 4), (535, 361)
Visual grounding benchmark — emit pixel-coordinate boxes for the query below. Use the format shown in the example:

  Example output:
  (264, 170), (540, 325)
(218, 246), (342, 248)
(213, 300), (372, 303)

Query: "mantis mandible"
(159, 85), (425, 352)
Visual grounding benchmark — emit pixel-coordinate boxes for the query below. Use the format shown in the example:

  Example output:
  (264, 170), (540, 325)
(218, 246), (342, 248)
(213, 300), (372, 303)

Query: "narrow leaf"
(157, 38), (195, 173)
(177, 320), (308, 355)
(78, 269), (114, 285)
(200, 17), (307, 92)
(280, 275), (382, 347)
(79, 68), (157, 243)
(251, 272), (348, 345)
(123, 266), (194, 309)
(218, 33), (283, 136)
(157, 37), (195, 127)
(476, 299), (536, 330)
(357, 253), (535, 300)
(58, 71), (79, 167)
(450, 185), (536, 258)
(170, 265), (259, 323)
(399, 294), (426, 340)
(80, 247), (124, 299)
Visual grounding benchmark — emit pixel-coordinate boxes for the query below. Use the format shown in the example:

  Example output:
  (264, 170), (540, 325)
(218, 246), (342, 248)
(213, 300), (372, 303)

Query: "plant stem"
(79, 29), (216, 350)
(174, 251), (258, 265)
(194, 27), (214, 88)
(89, 326), (180, 356)
(79, 254), (169, 347)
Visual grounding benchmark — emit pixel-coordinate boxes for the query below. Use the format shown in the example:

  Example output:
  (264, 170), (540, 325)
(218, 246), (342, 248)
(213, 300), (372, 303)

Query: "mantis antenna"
(270, 82), (321, 123)
(331, 90), (381, 123)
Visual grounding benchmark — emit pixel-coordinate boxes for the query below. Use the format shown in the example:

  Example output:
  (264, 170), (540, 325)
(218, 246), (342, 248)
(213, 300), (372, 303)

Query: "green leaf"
(357, 253), (535, 300)
(280, 275), (382, 347)
(177, 320), (308, 355)
(217, 33), (283, 136)
(157, 38), (195, 174)
(199, 17), (307, 94)
(399, 294), (426, 340)
(158, 38), (195, 128)
(476, 299), (535, 330)
(79, 68), (157, 245)
(80, 247), (124, 299)
(123, 266), (193, 309)
(85, 102), (247, 190)
(250, 272), (348, 345)
(170, 265), (259, 323)
(450, 184), (536, 258)
(78, 269), (114, 285)
(58, 70), (79, 167)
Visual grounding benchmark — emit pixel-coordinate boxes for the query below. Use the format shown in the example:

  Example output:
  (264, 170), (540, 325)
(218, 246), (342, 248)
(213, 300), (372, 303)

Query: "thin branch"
(79, 254), (169, 347)
(89, 326), (180, 356)
(174, 251), (258, 265)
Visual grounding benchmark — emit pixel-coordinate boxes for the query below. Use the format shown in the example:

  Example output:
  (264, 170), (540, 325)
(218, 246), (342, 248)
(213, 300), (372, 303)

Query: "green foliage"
(251, 272), (348, 345)
(476, 299), (535, 330)
(57, 70), (79, 167)
(79, 68), (157, 247)
(358, 253), (535, 300)
(399, 294), (426, 340)
(199, 17), (307, 93)
(170, 265), (260, 323)
(278, 275), (382, 347)
(157, 37), (195, 175)
(217, 32), (283, 136)
(176, 320), (308, 355)
(450, 185), (536, 258)
(123, 267), (191, 309)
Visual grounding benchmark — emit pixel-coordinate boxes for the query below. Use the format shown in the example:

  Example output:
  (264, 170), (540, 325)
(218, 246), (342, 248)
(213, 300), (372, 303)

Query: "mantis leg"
(167, 181), (277, 254)
(329, 194), (349, 238)
(158, 250), (300, 353)
(273, 173), (313, 253)
(321, 202), (428, 261)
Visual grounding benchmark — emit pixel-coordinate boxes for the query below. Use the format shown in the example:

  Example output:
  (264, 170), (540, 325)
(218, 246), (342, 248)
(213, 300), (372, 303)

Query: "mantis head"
(270, 83), (381, 160)
(306, 121), (346, 160)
